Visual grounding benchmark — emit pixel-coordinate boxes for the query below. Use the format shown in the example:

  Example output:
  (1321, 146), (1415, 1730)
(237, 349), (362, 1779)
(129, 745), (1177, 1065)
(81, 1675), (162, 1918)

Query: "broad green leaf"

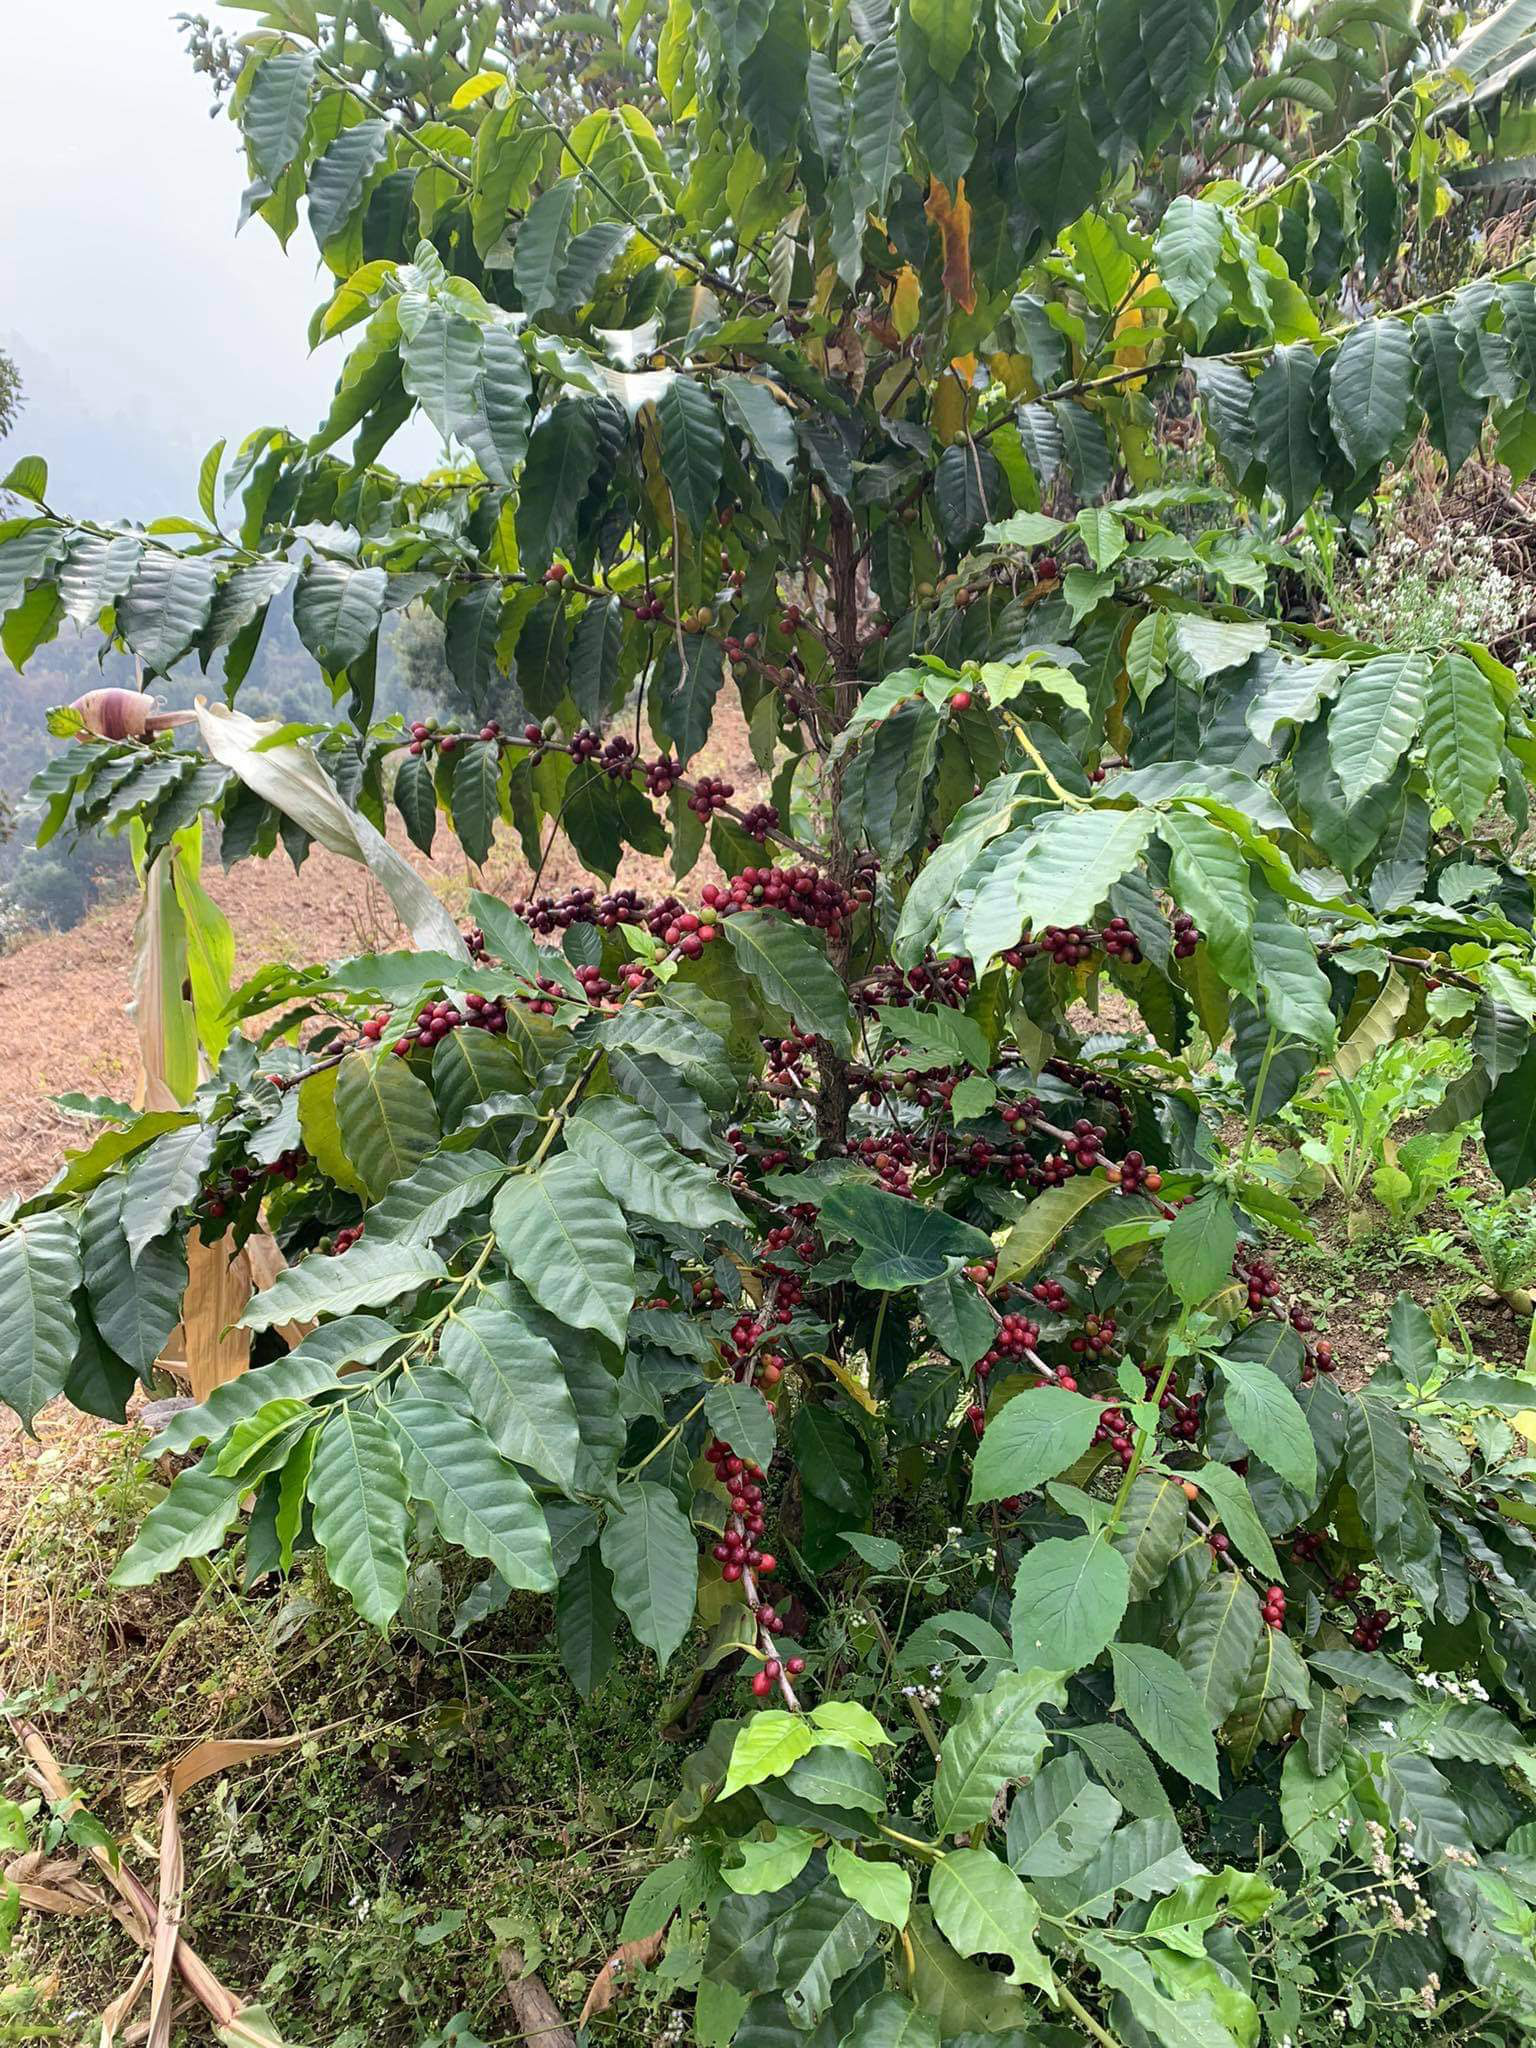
(1005, 1755), (1122, 1878)
(1343, 1392), (1438, 1611)
(818, 1182), (993, 1289)
(243, 48), (316, 181)
(932, 1668), (1066, 1836)
(1162, 1190), (1236, 1305)
(1327, 316), (1415, 470)
(723, 911), (852, 1051)
(1483, 1038), (1536, 1190)
(0, 1211), (82, 1427)
(910, 0), (977, 80)
(1109, 1472), (1188, 1601)
(566, 1096), (743, 1229)
(1158, 810), (1254, 995)
(556, 1542), (620, 1694)
(1253, 345), (1323, 521)
(600, 1480), (698, 1668)
(335, 1050), (441, 1201)
(903, 1904), (1036, 2035)
(724, 1829), (819, 1896)
(658, 377), (725, 530)
(1040, 1814), (1204, 1917)
(1074, 1929), (1243, 2048)
(292, 561), (387, 673)
(385, 1394), (556, 1591)
(929, 1847), (1052, 1991)
(111, 1457), (247, 1588)
(1009, 1534), (1129, 1674)
(121, 1124), (217, 1262)
(1422, 651), (1502, 836)
(492, 1155), (634, 1348)
(1110, 1642), (1221, 1795)
(517, 398), (598, 571)
(1177, 1573), (1264, 1726)
(365, 1148), (507, 1245)
(1413, 312), (1486, 476)
(1154, 196), (1224, 317)
(149, 1336), (369, 1456)
(721, 1710), (817, 1800)
(514, 180), (578, 315)
(242, 1240), (446, 1330)
(1218, 1355), (1316, 1491)
(702, 1381), (777, 1470)
(964, 807), (1155, 965)
(307, 1407), (410, 1629)
(1327, 653), (1430, 802)
(117, 539), (219, 671)
(308, 119), (389, 247)
(842, 1992), (935, 2048)
(775, 1885), (878, 2030)
(438, 1300), (581, 1488)
(1191, 1461), (1280, 1580)
(969, 1387), (1102, 1504)
(993, 1176), (1112, 1283)
(848, 42), (905, 209)
(1140, 0), (1221, 112)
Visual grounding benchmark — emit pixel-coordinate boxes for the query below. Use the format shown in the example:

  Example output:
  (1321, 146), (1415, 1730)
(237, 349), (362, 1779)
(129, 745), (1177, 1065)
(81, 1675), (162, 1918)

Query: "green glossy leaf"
(658, 378), (725, 530)
(600, 1480), (698, 1668)
(307, 1406), (410, 1629)
(438, 1299), (582, 1488)
(386, 1393), (555, 1591)
(1009, 1533), (1129, 1674)
(1328, 653), (1430, 803)
(1219, 1354), (1316, 1491)
(723, 911), (852, 1051)
(1162, 1190), (1236, 1305)
(1422, 651), (1502, 836)
(1177, 1573), (1264, 1726)
(111, 1456), (247, 1587)
(1328, 316), (1415, 471)
(492, 1155), (634, 1348)
(929, 1846), (1051, 1990)
(335, 1050), (441, 1202)
(969, 1387), (1102, 1505)
(1110, 1642), (1221, 1795)
(0, 1212), (82, 1428)
(818, 1182), (993, 1289)
(932, 1668), (1066, 1836)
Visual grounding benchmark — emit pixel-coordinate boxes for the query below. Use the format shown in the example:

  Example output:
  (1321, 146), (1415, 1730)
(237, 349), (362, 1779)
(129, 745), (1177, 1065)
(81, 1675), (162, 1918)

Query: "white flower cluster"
(1311, 518), (1536, 681)
(1416, 1668), (1490, 1702)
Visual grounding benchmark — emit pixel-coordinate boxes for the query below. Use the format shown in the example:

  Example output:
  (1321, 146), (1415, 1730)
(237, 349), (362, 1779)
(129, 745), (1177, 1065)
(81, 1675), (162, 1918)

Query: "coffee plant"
(10, 0), (1536, 2040)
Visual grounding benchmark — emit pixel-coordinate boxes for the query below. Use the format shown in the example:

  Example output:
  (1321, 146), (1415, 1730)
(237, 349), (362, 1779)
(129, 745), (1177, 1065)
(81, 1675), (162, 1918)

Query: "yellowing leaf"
(893, 265), (922, 339)
(925, 178), (976, 312)
(451, 70), (504, 108)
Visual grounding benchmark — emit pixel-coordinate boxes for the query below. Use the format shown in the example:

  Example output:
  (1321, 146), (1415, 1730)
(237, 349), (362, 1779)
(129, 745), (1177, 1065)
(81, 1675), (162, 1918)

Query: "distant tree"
(0, 350), (21, 442)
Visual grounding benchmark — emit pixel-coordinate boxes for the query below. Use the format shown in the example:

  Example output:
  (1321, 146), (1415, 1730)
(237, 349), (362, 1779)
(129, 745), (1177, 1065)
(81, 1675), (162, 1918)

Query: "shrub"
(7, 3), (1536, 2042)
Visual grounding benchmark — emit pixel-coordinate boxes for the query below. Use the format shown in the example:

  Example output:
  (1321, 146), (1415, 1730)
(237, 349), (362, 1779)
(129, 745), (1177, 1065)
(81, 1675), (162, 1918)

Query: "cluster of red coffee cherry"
(405, 717), (504, 757)
(1001, 909), (1199, 975)
(370, 993), (511, 1050)
(700, 864), (866, 939)
(1261, 1584), (1287, 1630)
(198, 1148), (306, 1221)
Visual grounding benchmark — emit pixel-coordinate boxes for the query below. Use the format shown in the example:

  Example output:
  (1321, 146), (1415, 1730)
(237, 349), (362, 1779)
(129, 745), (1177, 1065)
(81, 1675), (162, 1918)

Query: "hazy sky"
(1, 0), (421, 521)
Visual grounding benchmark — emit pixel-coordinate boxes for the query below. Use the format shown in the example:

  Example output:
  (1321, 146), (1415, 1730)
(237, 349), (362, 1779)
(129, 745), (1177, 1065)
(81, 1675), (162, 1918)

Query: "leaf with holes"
(932, 1668), (1066, 1836)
